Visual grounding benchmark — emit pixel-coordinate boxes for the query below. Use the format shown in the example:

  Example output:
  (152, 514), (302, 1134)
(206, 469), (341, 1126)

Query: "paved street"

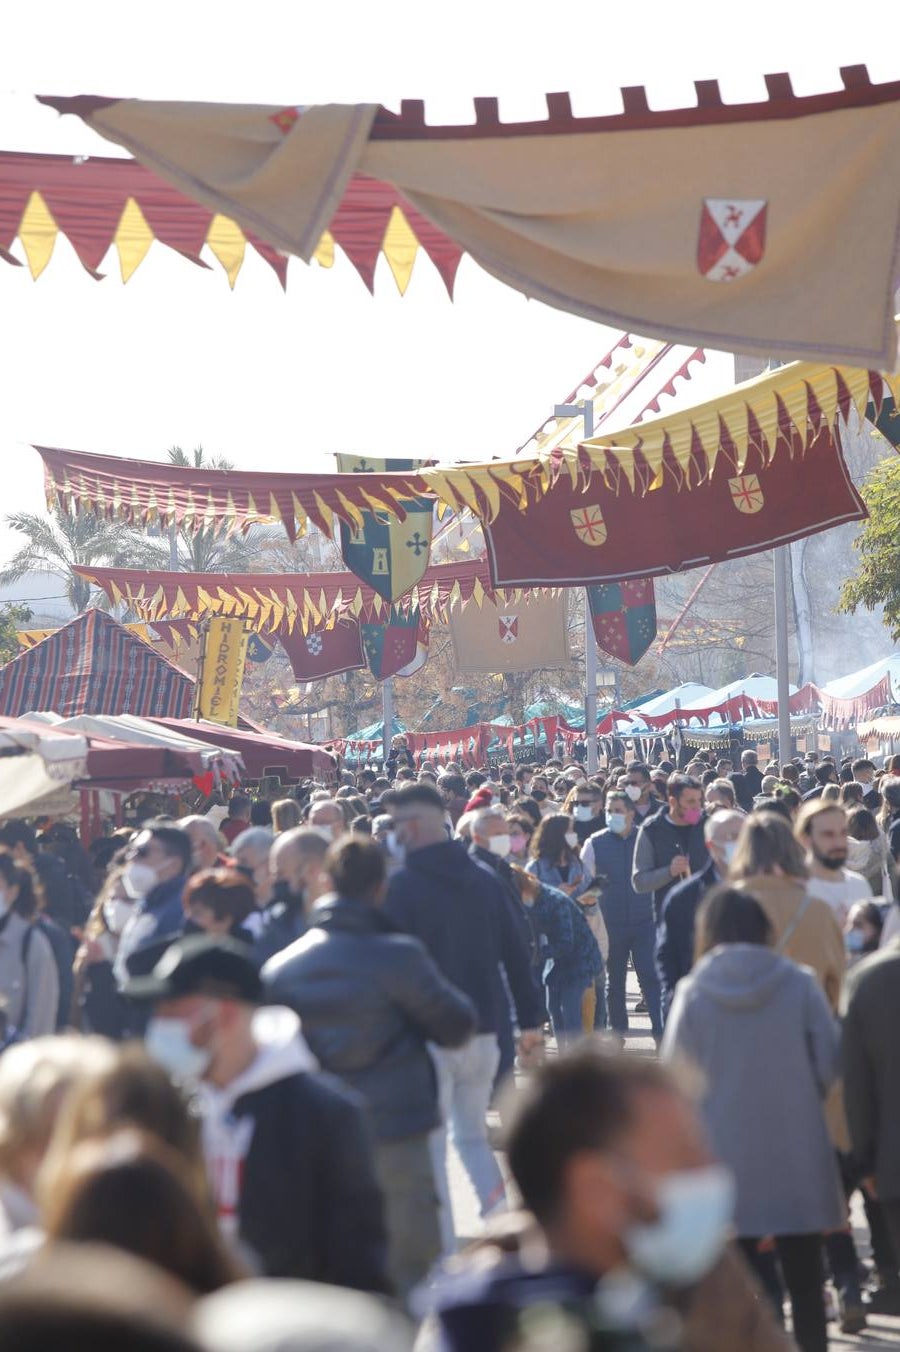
(446, 970), (900, 1348)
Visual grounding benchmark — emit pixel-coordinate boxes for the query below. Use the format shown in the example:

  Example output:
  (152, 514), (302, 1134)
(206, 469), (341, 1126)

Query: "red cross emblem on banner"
(697, 199), (767, 282)
(499, 615), (518, 643)
(269, 106), (301, 134)
(570, 505), (607, 546)
(728, 473), (765, 514)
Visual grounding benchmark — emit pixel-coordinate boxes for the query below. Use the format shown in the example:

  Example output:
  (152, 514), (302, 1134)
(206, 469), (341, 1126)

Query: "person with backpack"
(0, 854), (59, 1040)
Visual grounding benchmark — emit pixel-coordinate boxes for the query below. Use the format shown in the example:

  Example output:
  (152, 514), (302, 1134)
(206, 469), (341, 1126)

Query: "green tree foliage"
(0, 604), (33, 664)
(839, 457), (900, 638)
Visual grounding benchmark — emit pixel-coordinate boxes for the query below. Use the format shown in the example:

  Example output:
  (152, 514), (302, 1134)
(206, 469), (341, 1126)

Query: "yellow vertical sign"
(193, 617), (248, 727)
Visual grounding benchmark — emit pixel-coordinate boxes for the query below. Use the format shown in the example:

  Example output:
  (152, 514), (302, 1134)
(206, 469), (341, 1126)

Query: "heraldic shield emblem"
(698, 199), (767, 283)
(499, 615), (518, 643)
(728, 474), (765, 514)
(570, 505), (607, 547)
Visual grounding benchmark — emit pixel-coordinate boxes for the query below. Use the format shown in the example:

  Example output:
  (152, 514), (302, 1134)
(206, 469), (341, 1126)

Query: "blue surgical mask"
(846, 929), (865, 953)
(625, 1165), (735, 1287)
(573, 804), (594, 822)
(607, 813), (628, 835)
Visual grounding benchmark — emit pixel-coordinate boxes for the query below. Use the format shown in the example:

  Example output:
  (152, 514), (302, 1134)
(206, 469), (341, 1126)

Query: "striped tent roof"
(0, 609), (194, 719)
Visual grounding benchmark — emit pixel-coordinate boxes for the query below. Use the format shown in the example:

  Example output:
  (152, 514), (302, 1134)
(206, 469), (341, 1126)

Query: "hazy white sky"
(1, 0), (898, 596)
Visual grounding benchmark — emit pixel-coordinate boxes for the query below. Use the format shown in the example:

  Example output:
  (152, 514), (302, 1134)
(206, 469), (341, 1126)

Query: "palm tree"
(132, 445), (284, 573)
(0, 508), (143, 612)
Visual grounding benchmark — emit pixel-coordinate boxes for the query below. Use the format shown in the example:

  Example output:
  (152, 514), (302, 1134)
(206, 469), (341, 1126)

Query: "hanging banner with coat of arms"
(278, 620), (366, 681)
(361, 606), (424, 680)
(449, 593), (570, 675)
(588, 580), (657, 666)
(483, 427), (865, 587)
(335, 455), (433, 602)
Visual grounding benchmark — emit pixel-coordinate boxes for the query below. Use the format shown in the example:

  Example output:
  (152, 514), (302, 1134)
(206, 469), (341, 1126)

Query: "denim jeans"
(605, 918), (662, 1038)
(545, 972), (589, 1047)
(428, 1033), (505, 1255)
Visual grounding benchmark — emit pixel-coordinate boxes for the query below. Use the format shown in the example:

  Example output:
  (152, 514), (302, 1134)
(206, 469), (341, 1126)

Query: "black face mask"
(531, 790), (547, 802)
(182, 918), (206, 936)
(272, 878), (303, 907)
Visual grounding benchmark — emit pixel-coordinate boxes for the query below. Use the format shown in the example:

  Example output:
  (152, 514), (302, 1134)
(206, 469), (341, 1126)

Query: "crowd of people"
(0, 739), (896, 1349)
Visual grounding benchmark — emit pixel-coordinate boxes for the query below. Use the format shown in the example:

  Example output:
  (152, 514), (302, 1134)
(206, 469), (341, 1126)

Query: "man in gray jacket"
(264, 835), (476, 1300)
(632, 774), (707, 922)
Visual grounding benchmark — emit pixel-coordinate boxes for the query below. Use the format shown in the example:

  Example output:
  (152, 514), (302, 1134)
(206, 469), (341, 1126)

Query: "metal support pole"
(584, 589), (598, 774)
(381, 678), (394, 766)
(774, 547), (792, 764)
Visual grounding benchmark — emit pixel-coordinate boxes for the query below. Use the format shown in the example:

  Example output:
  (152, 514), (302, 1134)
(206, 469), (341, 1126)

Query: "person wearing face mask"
(655, 810), (745, 1019)
(795, 802), (872, 927)
(663, 887), (844, 1352)
(427, 1047), (790, 1352)
(843, 899), (883, 965)
(466, 802), (541, 1084)
(525, 814), (589, 900)
(563, 782), (606, 846)
(580, 793), (662, 1042)
(527, 776), (553, 817)
(71, 863), (138, 1039)
(382, 784), (544, 1257)
(622, 764), (660, 823)
(125, 934), (389, 1294)
(263, 836), (476, 1302)
(255, 827), (328, 964)
(505, 814), (533, 866)
(230, 827), (275, 930)
(113, 824), (193, 987)
(632, 775), (707, 925)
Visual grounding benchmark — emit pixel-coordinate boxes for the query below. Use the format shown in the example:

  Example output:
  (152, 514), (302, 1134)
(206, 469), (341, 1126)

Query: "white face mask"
(625, 1165), (735, 1287)
(103, 898), (134, 935)
(720, 840), (739, 867)
(145, 1016), (211, 1082)
(565, 831), (580, 849)
(122, 861), (158, 900)
(488, 834), (511, 858)
(625, 784), (643, 803)
(573, 804), (594, 822)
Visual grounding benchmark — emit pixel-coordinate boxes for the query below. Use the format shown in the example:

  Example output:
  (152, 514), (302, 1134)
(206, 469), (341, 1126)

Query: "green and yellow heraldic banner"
(335, 455), (433, 603)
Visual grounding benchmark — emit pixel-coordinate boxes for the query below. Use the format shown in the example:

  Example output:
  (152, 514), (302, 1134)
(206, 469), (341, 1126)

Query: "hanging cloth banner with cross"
(334, 455), (434, 602)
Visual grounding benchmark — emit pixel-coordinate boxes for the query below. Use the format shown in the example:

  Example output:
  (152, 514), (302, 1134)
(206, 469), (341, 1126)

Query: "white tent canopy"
(819, 655), (900, 702)
(0, 718), (89, 819)
(24, 712), (244, 781)
(631, 683), (715, 718)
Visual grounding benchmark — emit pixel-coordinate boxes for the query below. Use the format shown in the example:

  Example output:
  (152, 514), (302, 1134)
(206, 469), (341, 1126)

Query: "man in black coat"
(842, 939), (900, 1300)
(655, 810), (745, 1017)
(263, 836), (476, 1299)
(728, 750), (765, 812)
(383, 782), (543, 1255)
(126, 935), (389, 1294)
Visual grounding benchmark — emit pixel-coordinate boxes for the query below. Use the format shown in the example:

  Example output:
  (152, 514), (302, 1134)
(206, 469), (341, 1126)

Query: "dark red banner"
(278, 620), (366, 681)
(484, 429), (864, 587)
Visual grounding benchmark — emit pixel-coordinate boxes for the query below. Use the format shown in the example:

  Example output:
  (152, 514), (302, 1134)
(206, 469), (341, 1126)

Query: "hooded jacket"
(196, 1007), (388, 1292)
(662, 945), (844, 1237)
(384, 840), (543, 1035)
(262, 896), (476, 1141)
